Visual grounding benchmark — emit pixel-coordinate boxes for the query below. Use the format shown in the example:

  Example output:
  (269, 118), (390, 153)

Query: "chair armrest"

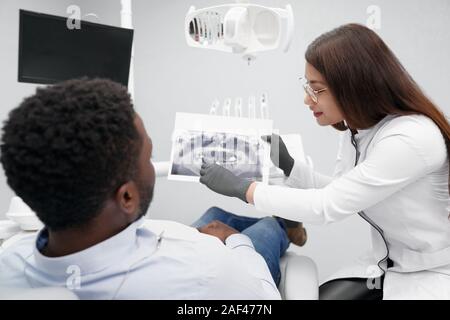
(154, 161), (171, 177)
(278, 252), (319, 300)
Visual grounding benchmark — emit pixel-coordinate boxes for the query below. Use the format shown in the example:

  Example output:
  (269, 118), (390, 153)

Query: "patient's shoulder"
(141, 219), (200, 240)
(0, 233), (35, 257)
(0, 234), (35, 286)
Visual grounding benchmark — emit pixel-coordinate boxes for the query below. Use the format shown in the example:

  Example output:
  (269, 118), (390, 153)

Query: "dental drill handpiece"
(209, 99), (220, 115)
(260, 93), (269, 119)
(248, 95), (256, 119)
(223, 98), (231, 117)
(234, 97), (243, 117)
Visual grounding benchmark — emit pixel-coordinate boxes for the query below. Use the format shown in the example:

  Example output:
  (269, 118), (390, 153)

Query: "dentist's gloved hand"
(199, 160), (253, 203)
(262, 134), (294, 176)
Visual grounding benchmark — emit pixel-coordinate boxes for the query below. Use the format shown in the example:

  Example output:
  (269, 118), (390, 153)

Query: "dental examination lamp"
(185, 0), (294, 64)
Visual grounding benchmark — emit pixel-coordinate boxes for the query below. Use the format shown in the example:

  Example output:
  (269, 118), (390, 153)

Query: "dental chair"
(279, 252), (318, 299)
(0, 140), (320, 300)
(0, 203), (319, 300)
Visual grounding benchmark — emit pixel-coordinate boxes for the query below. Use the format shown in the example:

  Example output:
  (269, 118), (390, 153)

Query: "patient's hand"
(197, 220), (239, 243)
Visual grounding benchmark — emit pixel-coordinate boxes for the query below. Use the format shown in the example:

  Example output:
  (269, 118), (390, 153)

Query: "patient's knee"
(259, 216), (284, 233)
(201, 206), (228, 221)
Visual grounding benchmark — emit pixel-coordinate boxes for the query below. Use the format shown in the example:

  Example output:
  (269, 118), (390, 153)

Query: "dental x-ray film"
(169, 113), (273, 183)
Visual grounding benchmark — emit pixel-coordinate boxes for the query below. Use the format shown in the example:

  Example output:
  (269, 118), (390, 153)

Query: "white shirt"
(254, 114), (450, 299)
(0, 218), (280, 300)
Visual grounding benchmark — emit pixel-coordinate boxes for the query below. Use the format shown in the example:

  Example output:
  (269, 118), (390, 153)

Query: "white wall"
(1, 0), (449, 283)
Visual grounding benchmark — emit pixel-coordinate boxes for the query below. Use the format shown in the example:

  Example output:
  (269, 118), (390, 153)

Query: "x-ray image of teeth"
(170, 130), (264, 180)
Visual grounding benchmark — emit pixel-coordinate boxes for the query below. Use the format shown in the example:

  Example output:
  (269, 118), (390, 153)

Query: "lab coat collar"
(351, 115), (395, 139)
(352, 127), (371, 138)
(33, 217), (147, 276)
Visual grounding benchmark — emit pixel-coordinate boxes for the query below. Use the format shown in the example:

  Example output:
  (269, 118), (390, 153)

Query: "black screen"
(18, 10), (133, 86)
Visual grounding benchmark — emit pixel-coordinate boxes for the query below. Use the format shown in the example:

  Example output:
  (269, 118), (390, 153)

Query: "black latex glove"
(262, 134), (294, 176)
(199, 160), (253, 203)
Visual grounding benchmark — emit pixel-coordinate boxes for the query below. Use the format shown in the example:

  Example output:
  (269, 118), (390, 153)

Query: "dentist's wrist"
(236, 178), (254, 203)
(245, 182), (257, 204)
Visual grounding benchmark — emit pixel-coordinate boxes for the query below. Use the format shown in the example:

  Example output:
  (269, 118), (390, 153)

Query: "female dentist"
(199, 24), (450, 300)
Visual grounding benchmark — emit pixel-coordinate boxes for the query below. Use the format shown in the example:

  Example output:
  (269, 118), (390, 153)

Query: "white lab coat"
(253, 114), (450, 299)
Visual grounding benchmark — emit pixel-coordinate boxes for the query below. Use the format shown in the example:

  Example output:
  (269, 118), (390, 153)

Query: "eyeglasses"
(299, 77), (327, 103)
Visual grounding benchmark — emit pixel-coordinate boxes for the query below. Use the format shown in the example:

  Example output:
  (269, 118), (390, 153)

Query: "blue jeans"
(192, 207), (290, 286)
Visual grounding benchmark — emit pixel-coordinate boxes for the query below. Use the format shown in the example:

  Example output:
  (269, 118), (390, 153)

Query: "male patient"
(0, 78), (305, 299)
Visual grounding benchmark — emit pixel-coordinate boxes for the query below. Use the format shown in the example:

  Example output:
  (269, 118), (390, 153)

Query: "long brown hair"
(305, 23), (450, 195)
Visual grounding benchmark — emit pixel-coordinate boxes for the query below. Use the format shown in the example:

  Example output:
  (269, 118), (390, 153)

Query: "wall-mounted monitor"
(18, 9), (133, 86)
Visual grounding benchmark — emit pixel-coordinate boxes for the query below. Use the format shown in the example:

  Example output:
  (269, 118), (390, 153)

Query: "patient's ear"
(115, 181), (139, 217)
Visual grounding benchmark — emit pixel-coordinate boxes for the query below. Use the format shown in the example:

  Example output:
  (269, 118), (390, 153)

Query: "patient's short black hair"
(0, 78), (141, 231)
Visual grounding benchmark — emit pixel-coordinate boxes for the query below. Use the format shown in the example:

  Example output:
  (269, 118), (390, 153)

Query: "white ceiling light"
(185, 0), (294, 63)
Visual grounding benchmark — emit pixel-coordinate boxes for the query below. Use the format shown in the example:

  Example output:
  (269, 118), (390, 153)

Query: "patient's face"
(134, 114), (155, 218)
